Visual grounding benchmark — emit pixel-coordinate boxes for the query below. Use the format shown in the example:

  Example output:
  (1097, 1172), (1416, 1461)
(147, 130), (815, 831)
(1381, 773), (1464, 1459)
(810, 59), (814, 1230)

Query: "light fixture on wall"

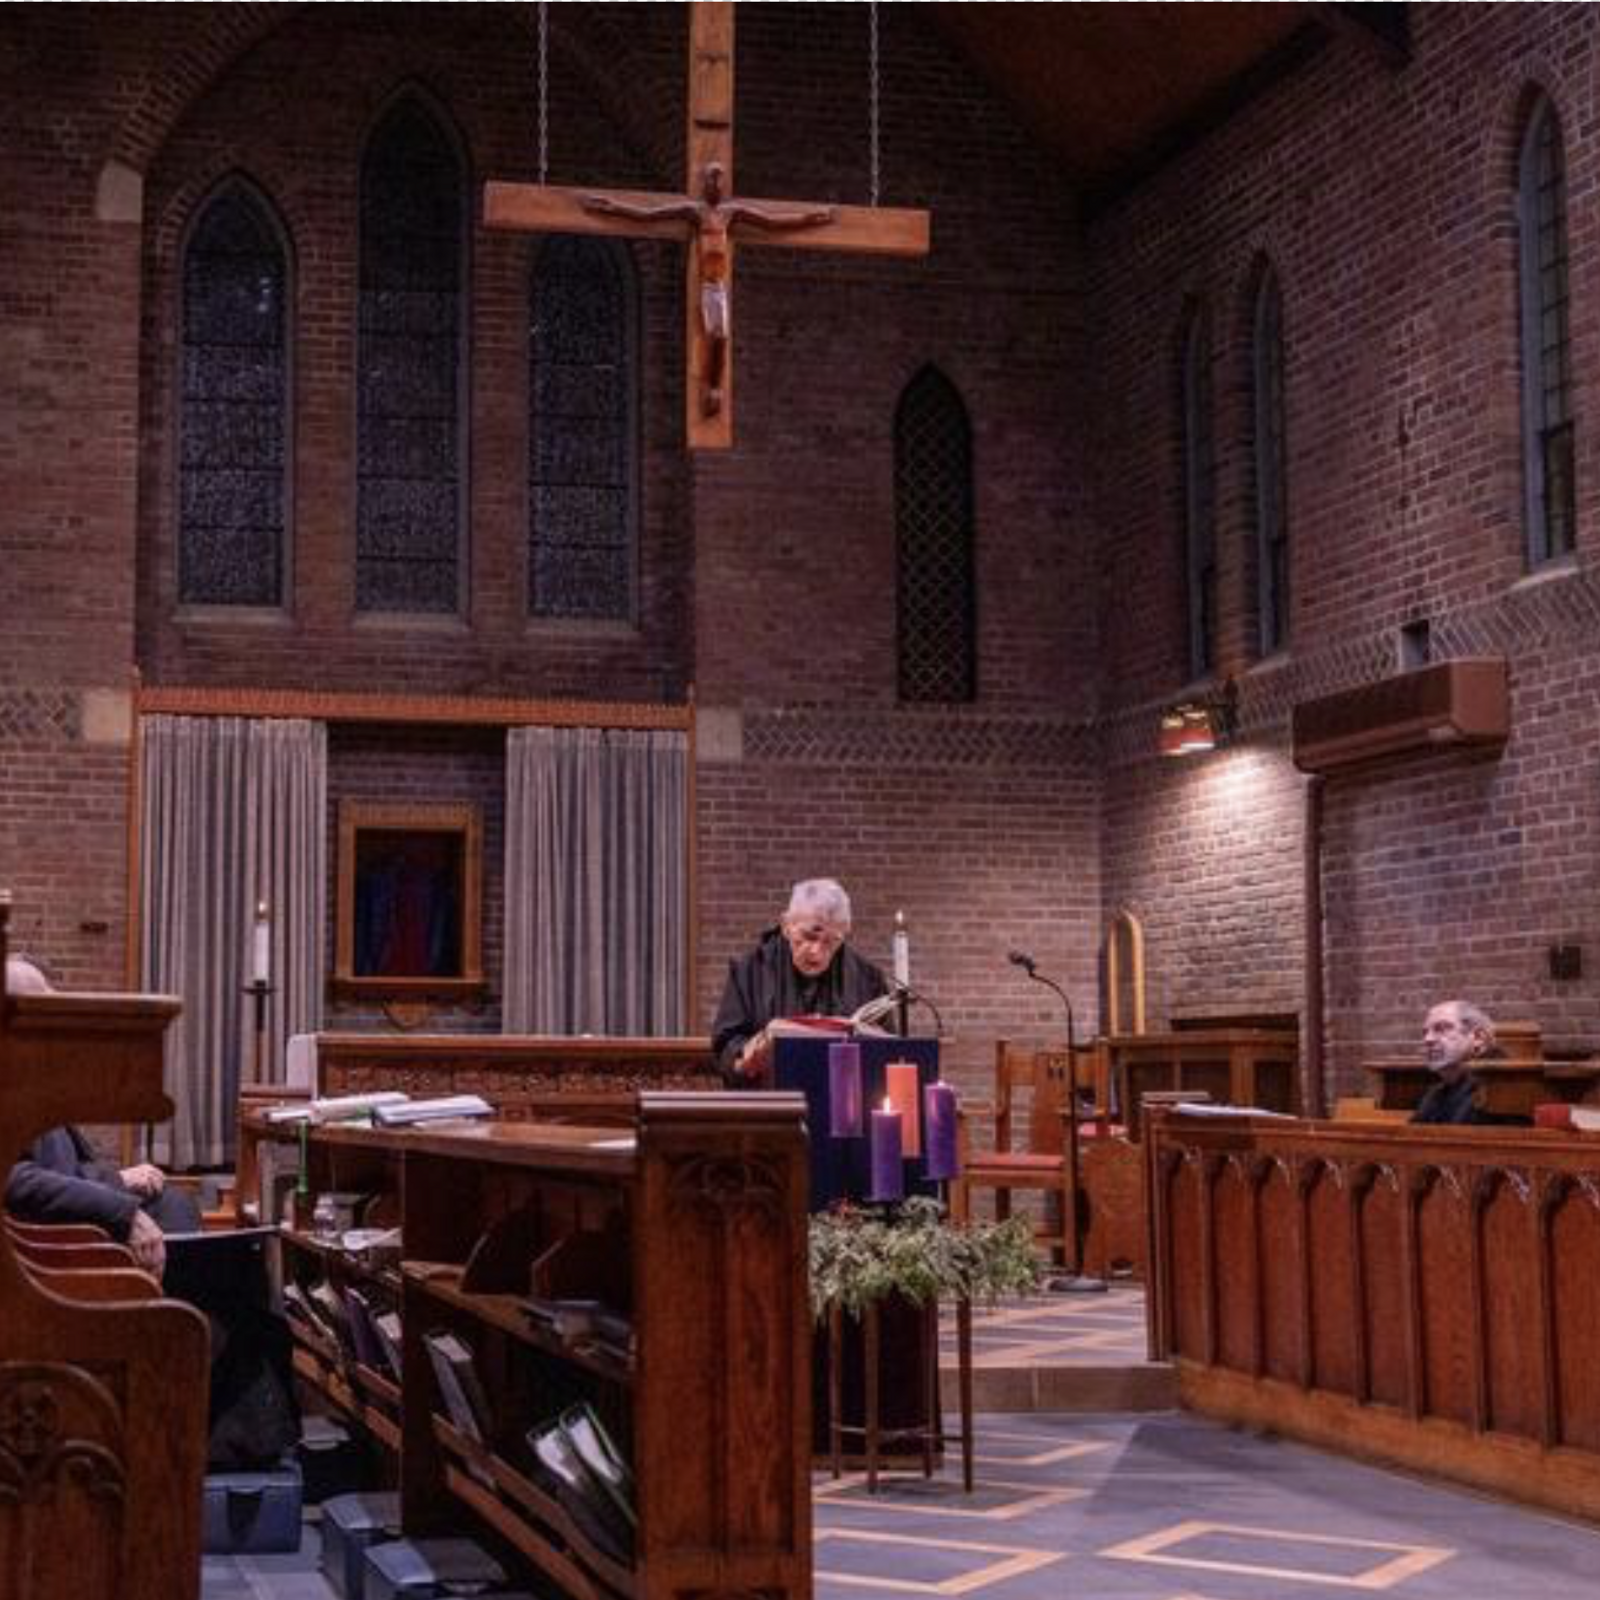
(1159, 678), (1238, 757)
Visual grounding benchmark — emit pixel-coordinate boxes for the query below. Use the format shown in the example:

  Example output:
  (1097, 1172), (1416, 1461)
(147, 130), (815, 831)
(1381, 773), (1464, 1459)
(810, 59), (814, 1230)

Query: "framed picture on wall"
(334, 800), (484, 999)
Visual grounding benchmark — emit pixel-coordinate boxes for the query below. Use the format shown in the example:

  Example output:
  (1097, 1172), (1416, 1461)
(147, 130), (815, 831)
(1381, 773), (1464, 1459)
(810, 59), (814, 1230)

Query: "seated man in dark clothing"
(1411, 999), (1530, 1126)
(5, 952), (200, 1274)
(712, 878), (890, 1084)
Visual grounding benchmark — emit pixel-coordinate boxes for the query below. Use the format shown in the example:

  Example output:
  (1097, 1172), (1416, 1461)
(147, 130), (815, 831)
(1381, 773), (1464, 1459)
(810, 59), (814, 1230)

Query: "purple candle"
(869, 1101), (904, 1202)
(923, 1081), (959, 1180)
(829, 1041), (864, 1137)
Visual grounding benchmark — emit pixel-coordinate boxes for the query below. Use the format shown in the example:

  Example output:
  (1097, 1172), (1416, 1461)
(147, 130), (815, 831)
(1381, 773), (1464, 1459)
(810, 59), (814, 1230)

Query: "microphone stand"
(1018, 964), (1108, 1295)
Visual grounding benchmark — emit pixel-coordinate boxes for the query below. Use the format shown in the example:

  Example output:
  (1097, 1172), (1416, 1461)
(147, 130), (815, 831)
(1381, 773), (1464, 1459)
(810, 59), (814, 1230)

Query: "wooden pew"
(1145, 1107), (1600, 1522)
(235, 1032), (718, 1221)
(0, 899), (209, 1600)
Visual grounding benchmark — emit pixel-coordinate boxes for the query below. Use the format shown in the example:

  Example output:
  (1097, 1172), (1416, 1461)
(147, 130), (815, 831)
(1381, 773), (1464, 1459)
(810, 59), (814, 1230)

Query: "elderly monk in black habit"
(712, 878), (890, 1085)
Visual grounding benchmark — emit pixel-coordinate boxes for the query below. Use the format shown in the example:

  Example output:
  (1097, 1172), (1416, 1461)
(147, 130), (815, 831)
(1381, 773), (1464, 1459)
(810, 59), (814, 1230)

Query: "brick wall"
(14, 5), (1600, 1110)
(1088, 3), (1600, 1090)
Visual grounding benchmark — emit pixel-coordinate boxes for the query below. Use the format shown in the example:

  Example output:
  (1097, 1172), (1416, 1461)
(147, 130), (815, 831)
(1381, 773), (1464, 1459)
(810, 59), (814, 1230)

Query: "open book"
(761, 990), (903, 1043)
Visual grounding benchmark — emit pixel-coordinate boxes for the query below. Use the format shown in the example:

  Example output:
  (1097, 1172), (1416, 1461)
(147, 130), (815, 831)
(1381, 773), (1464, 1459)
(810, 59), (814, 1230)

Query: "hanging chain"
(869, 0), (881, 207)
(536, 0), (550, 184)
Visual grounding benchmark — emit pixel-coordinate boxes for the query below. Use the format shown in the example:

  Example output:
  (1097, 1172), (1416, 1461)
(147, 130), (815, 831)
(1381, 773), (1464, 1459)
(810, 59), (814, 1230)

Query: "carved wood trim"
(1467, 1166), (1489, 1434)
(1400, 1170), (1424, 1419)
(666, 1154), (787, 1223)
(1198, 1153), (1221, 1368)
(1348, 1168), (1371, 1405)
(1294, 1160), (1314, 1389)
(135, 684), (694, 731)
(1535, 1172), (1560, 1450)
(0, 1363), (126, 1508)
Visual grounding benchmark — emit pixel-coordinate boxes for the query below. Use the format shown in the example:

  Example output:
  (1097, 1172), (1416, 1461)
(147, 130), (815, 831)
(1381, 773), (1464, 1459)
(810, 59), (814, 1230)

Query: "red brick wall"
(1088, 4), (1600, 1090)
(0, 5), (1095, 1101)
(17, 5), (1600, 1112)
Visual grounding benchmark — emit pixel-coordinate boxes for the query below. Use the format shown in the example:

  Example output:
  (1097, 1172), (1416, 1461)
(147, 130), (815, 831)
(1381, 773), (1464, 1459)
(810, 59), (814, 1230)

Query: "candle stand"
(827, 1294), (974, 1494)
(245, 977), (274, 1086)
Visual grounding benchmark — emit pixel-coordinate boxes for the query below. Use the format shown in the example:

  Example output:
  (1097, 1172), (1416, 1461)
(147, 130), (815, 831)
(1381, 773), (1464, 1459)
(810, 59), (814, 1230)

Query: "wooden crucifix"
(484, 0), (931, 450)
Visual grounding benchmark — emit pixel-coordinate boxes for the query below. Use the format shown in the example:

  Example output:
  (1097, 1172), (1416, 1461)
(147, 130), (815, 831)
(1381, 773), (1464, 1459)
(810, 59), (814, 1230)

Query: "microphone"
(1004, 948), (1104, 1294)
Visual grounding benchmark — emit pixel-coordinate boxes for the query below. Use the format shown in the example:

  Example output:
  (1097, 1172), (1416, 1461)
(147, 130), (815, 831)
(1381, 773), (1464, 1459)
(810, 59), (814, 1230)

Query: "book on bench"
(372, 1094), (493, 1127)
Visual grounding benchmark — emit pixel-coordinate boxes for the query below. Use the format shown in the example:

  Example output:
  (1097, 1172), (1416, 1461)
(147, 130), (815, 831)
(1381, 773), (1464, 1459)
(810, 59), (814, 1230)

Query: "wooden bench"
(1, 896), (210, 1600)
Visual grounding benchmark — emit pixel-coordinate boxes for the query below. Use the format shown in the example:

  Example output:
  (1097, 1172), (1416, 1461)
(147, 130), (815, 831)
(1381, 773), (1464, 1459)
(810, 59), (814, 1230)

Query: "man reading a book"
(712, 878), (891, 1084)
(4, 952), (200, 1274)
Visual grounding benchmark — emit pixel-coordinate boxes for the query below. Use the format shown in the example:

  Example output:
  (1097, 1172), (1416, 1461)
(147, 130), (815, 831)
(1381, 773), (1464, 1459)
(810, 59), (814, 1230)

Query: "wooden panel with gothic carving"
(1147, 1111), (1600, 1523)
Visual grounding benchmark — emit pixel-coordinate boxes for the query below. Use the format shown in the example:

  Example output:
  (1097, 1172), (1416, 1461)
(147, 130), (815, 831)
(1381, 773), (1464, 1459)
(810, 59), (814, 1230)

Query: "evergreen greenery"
(808, 1196), (1041, 1320)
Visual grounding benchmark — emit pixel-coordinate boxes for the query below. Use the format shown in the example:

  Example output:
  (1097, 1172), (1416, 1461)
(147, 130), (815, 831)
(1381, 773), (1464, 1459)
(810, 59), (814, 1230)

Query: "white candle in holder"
(252, 901), (271, 985)
(892, 909), (910, 987)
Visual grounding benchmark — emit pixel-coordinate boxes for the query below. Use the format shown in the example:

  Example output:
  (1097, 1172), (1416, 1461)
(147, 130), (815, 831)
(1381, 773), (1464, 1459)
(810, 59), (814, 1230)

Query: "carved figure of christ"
(483, 1), (930, 450)
(582, 162), (834, 417)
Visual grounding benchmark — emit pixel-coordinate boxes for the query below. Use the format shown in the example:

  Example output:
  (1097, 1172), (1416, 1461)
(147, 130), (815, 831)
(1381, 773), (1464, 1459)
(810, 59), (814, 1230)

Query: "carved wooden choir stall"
(0, 898), (209, 1600)
(1146, 1107), (1600, 1522)
(259, 1092), (813, 1600)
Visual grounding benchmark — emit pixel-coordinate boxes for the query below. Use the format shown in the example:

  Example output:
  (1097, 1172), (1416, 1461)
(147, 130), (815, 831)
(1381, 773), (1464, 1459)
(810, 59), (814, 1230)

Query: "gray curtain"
(139, 715), (326, 1166)
(503, 725), (687, 1035)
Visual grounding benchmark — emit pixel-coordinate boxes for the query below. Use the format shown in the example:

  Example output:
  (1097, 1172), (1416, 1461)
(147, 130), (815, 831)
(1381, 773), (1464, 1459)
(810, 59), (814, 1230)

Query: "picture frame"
(334, 800), (484, 999)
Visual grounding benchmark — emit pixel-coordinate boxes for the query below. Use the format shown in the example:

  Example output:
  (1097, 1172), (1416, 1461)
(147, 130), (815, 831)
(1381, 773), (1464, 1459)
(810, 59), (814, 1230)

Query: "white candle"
(892, 909), (910, 987)
(252, 901), (271, 985)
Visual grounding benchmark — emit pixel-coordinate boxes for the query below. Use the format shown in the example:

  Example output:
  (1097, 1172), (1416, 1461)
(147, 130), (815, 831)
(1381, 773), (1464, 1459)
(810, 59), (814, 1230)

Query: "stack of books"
(527, 1404), (636, 1564)
(267, 1091), (411, 1125)
(522, 1298), (635, 1364)
(372, 1094), (493, 1127)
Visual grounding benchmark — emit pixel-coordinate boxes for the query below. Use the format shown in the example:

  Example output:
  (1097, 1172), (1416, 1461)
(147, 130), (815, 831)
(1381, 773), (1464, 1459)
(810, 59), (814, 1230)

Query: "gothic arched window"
(178, 180), (290, 607)
(895, 366), (976, 702)
(1518, 93), (1574, 566)
(1251, 268), (1289, 655)
(356, 96), (466, 613)
(528, 236), (638, 620)
(1181, 307), (1217, 680)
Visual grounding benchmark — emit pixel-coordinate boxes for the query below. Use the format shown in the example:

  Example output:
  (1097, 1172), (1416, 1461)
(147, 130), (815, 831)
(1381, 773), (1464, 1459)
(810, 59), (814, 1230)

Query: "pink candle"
(885, 1060), (922, 1158)
(829, 1041), (863, 1136)
(923, 1081), (959, 1180)
(869, 1099), (904, 1201)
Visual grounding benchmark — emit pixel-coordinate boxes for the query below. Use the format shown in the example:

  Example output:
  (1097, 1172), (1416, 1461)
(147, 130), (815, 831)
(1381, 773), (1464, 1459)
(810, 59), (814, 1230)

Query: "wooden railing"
(1146, 1110), (1600, 1520)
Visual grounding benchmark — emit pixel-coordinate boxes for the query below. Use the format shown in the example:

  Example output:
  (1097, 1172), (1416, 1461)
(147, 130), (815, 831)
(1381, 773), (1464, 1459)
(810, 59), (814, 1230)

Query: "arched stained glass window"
(1518, 93), (1574, 566)
(1251, 269), (1289, 656)
(895, 367), (976, 703)
(1181, 308), (1217, 680)
(179, 181), (289, 607)
(529, 236), (637, 620)
(356, 97), (466, 613)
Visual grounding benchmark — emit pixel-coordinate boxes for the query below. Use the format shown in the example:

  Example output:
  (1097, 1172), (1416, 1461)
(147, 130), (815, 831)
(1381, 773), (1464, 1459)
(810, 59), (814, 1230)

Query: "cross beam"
(484, 1), (931, 450)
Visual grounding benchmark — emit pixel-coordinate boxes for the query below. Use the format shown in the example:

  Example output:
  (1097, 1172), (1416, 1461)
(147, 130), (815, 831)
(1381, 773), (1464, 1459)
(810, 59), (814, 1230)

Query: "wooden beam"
(133, 685), (693, 731)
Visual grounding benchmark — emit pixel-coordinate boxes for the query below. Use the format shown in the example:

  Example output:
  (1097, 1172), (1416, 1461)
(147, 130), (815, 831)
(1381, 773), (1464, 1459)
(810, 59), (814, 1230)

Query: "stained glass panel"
(178, 185), (287, 607)
(896, 367), (976, 702)
(529, 236), (636, 620)
(356, 99), (464, 613)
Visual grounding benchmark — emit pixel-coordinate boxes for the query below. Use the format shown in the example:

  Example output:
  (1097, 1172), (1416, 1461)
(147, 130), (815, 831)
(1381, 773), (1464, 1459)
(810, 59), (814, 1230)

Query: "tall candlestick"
(869, 1099), (904, 1202)
(885, 1059), (922, 1158)
(923, 1081), (959, 1180)
(829, 1040), (863, 1137)
(252, 900), (271, 985)
(892, 909), (910, 987)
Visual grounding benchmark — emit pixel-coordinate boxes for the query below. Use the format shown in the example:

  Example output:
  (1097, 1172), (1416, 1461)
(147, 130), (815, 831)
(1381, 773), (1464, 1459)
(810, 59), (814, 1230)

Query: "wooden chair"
(951, 1039), (1095, 1266)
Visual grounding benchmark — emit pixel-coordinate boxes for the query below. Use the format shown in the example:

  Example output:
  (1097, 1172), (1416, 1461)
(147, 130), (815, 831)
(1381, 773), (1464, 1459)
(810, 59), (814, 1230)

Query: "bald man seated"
(5, 953), (200, 1275)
